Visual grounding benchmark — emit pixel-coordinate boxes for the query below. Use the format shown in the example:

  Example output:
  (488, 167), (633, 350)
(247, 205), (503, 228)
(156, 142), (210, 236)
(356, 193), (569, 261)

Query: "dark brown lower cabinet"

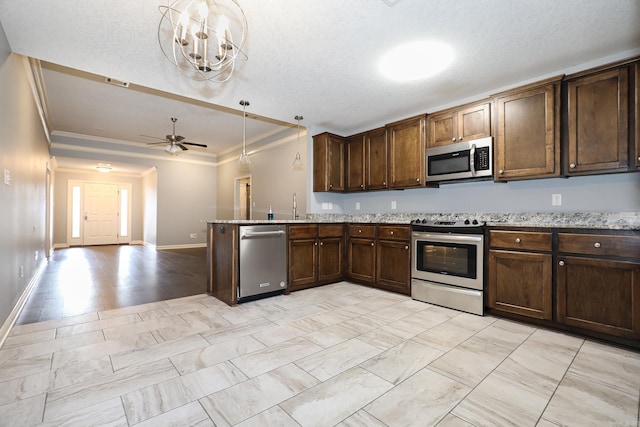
(376, 239), (411, 294)
(347, 237), (376, 283)
(488, 250), (553, 320)
(557, 256), (640, 339)
(288, 224), (344, 292)
(347, 224), (410, 294)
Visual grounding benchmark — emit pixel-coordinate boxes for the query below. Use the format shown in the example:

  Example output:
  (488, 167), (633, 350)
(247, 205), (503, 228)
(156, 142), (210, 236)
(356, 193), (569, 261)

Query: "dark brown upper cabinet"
(387, 115), (426, 189)
(565, 64), (631, 175)
(427, 101), (491, 148)
(313, 132), (345, 192)
(493, 77), (562, 181)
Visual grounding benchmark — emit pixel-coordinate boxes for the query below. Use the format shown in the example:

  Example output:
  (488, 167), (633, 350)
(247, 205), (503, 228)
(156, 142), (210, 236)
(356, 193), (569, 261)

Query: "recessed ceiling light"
(379, 40), (454, 82)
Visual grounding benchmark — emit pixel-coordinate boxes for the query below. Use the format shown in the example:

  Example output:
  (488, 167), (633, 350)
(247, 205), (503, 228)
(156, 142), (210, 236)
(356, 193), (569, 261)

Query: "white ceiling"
(1, 0), (639, 173)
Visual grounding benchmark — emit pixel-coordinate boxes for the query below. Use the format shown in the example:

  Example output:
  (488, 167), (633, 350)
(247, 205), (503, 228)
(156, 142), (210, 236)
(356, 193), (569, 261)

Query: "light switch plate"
(355, 202), (360, 210)
(552, 194), (562, 206)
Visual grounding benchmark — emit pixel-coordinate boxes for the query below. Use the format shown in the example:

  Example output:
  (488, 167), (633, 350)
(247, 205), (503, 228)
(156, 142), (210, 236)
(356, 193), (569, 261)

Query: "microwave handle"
(469, 144), (476, 176)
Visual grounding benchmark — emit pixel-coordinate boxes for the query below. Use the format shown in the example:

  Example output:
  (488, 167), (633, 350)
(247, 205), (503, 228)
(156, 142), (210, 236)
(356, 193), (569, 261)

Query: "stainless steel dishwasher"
(238, 224), (287, 302)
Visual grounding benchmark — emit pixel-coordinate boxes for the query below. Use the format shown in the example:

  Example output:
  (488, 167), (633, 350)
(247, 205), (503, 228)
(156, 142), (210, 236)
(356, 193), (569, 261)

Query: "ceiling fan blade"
(183, 141), (208, 148)
(140, 134), (166, 142)
(175, 135), (186, 142)
(146, 142), (168, 146)
(177, 143), (189, 151)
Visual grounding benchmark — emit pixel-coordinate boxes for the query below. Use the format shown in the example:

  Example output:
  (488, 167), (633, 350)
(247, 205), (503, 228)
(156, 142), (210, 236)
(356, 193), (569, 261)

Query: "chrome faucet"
(292, 192), (299, 220)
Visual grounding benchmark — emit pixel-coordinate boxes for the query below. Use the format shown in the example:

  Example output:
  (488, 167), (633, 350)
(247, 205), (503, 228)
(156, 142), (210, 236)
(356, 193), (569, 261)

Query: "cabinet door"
(567, 67), (629, 174)
(313, 133), (345, 192)
(428, 112), (455, 148)
(488, 250), (552, 320)
(457, 102), (491, 142)
(346, 135), (366, 192)
(288, 238), (318, 290)
(495, 82), (560, 180)
(387, 115), (426, 188)
(347, 238), (376, 283)
(366, 128), (388, 190)
(557, 256), (640, 339)
(318, 237), (344, 282)
(376, 239), (411, 294)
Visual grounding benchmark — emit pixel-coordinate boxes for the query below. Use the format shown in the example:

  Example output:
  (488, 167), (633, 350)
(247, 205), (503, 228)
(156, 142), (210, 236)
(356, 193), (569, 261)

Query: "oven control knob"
(464, 219), (470, 225)
(472, 219), (478, 225)
(422, 219), (428, 224)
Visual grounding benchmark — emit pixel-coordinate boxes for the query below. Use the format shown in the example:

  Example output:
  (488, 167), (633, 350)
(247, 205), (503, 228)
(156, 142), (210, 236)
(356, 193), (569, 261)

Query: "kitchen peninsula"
(208, 211), (640, 349)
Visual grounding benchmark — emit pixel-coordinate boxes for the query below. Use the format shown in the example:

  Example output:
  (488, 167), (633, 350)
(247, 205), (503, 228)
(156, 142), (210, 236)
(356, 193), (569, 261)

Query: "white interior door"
(83, 182), (119, 246)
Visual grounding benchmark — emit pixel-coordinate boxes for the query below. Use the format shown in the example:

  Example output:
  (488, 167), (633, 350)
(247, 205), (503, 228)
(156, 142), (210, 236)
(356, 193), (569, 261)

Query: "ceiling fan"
(144, 117), (208, 154)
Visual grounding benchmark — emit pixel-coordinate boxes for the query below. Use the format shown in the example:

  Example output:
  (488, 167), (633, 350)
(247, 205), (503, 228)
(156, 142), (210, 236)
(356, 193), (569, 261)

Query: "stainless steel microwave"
(426, 137), (493, 182)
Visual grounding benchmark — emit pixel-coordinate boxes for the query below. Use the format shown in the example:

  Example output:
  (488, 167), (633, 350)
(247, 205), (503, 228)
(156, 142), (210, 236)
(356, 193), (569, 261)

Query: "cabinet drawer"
(319, 224), (344, 238)
(377, 225), (410, 241)
(348, 224), (376, 238)
(489, 230), (552, 251)
(288, 225), (318, 239)
(558, 233), (640, 258)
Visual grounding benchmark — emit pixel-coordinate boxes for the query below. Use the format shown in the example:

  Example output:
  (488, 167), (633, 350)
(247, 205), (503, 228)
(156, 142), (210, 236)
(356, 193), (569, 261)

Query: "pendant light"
(292, 115), (304, 170)
(238, 100), (251, 166)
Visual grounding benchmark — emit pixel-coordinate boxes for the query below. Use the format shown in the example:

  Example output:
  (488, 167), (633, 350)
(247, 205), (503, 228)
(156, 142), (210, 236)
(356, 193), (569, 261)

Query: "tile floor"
(1, 282), (639, 426)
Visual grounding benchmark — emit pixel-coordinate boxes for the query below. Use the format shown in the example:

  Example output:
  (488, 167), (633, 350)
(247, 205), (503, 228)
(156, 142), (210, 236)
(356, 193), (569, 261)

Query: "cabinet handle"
(382, 181), (386, 186)
(451, 138), (456, 142)
(594, 242), (601, 248)
(404, 245), (409, 250)
(499, 170), (504, 174)
(569, 163), (576, 169)
(416, 178), (420, 182)
(459, 137), (463, 141)
(370, 242), (374, 246)
(358, 229), (362, 233)
(390, 231), (394, 235)
(320, 242), (324, 246)
(515, 238), (521, 243)
(559, 260), (565, 266)
(329, 184), (333, 188)
(638, 156), (640, 162)
(314, 242), (318, 246)
(360, 184), (364, 189)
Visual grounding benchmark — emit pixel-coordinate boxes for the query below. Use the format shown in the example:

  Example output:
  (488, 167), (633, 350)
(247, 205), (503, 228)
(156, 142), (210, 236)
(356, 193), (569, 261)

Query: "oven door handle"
(413, 233), (483, 244)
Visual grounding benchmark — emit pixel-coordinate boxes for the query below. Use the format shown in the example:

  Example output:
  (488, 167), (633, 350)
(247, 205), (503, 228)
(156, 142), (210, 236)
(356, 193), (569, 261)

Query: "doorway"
(235, 176), (251, 220)
(67, 180), (132, 246)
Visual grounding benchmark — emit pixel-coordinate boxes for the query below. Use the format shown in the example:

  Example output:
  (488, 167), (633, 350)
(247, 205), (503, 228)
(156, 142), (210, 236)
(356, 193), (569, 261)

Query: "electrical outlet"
(552, 193), (562, 206)
(3, 169), (11, 186)
(19, 265), (24, 278)
(35, 251), (38, 261)
(355, 202), (360, 210)
(189, 233), (197, 239)
(391, 201), (397, 210)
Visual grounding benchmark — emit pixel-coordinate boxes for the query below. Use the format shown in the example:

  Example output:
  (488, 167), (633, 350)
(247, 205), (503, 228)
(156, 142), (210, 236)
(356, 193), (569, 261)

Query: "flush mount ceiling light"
(96, 163), (112, 173)
(292, 115), (304, 171)
(158, 0), (248, 83)
(379, 40), (454, 81)
(238, 100), (251, 166)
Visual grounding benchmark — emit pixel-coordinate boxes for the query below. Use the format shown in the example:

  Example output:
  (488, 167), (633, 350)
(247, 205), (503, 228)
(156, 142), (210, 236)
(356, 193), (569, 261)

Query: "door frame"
(234, 175), (252, 220)
(67, 179), (133, 246)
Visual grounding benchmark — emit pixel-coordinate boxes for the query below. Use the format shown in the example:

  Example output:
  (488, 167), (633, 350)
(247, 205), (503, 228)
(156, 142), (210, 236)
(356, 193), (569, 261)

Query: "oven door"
(411, 232), (484, 290)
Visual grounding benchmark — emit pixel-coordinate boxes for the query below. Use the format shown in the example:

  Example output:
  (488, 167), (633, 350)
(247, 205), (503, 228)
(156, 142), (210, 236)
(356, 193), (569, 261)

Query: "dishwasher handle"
(241, 230), (286, 239)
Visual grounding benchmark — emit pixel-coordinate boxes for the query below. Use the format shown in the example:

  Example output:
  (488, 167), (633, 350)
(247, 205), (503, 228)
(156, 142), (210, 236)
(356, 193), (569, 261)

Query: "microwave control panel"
(475, 147), (490, 170)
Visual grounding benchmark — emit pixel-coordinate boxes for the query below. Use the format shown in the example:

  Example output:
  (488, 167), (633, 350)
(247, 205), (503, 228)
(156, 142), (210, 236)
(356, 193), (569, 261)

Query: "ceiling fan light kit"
(158, 0), (248, 83)
(145, 117), (208, 155)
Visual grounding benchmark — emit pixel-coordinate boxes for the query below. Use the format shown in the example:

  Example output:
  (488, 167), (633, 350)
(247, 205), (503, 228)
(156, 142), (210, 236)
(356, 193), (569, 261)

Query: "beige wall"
(217, 129), (307, 220)
(0, 26), (51, 326)
(142, 168), (158, 246)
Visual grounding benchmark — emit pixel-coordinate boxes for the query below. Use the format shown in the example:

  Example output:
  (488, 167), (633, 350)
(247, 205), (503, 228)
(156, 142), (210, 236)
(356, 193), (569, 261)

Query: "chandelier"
(158, 0), (248, 83)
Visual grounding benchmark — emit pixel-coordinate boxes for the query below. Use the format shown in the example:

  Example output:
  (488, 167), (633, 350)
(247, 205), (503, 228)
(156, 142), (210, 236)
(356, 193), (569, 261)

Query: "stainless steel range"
(411, 219), (485, 315)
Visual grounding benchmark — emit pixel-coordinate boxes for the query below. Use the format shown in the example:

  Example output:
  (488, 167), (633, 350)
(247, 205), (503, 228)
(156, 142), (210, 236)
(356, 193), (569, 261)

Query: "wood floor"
(17, 245), (207, 325)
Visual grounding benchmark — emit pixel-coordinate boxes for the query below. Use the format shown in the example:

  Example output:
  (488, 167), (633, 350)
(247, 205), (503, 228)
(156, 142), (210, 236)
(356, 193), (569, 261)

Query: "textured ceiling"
(0, 0), (639, 172)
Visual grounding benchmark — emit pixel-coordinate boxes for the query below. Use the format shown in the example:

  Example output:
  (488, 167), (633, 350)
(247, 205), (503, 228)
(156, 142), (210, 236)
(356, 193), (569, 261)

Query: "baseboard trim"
(0, 259), (47, 348)
(130, 240), (144, 246)
(156, 243), (207, 250)
(53, 243), (69, 249)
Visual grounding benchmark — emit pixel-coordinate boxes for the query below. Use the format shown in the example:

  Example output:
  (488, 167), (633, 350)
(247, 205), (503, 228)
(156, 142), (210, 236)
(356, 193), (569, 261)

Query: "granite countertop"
(208, 212), (640, 230)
